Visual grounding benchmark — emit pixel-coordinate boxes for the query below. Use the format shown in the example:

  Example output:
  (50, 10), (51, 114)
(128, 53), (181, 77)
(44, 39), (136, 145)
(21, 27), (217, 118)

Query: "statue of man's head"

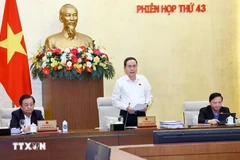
(59, 4), (78, 39)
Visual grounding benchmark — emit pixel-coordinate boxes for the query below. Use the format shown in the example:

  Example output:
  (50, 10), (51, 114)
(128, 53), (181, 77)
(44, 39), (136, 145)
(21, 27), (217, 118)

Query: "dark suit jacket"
(10, 109), (44, 128)
(198, 105), (230, 123)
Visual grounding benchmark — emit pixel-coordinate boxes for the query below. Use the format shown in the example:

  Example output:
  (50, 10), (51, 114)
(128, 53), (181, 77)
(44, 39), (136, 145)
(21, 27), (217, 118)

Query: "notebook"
(218, 113), (236, 125)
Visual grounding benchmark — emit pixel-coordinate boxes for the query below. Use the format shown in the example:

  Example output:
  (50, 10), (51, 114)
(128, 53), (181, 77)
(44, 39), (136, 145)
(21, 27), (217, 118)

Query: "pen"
(126, 103), (130, 111)
(128, 103), (131, 112)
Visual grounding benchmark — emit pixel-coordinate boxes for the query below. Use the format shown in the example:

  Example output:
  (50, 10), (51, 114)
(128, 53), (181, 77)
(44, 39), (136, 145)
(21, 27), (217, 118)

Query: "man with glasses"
(10, 94), (44, 132)
(112, 57), (153, 126)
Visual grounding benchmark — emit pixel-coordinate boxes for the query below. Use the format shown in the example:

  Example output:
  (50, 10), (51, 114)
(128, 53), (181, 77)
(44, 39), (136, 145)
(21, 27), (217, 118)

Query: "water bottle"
(62, 120), (68, 133)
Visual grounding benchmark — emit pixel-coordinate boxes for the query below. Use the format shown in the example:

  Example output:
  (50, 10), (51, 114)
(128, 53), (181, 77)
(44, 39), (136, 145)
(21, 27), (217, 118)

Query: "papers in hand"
(133, 103), (148, 111)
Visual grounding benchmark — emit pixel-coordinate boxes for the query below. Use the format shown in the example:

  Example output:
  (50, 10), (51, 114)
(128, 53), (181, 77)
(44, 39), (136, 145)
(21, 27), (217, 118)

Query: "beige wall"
(0, 0), (239, 123)
(237, 1), (240, 114)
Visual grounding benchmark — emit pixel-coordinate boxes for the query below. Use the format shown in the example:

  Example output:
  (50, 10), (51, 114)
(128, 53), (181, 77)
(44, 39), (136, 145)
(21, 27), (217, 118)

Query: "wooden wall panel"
(42, 78), (103, 129)
(118, 129), (154, 145)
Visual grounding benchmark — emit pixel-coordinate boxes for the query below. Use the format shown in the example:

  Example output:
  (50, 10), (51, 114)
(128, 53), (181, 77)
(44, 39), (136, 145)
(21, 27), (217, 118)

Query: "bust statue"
(45, 4), (92, 48)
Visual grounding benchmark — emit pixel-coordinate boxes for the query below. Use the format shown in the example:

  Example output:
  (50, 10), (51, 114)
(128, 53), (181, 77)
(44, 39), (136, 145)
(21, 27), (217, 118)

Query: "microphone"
(124, 103), (130, 128)
(124, 111), (129, 128)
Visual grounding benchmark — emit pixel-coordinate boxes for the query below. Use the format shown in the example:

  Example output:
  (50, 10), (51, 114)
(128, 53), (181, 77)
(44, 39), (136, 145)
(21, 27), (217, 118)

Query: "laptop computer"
(218, 113), (236, 125)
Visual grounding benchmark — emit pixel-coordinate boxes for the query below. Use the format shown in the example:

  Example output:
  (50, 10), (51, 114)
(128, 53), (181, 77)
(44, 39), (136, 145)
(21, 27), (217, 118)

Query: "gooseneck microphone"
(124, 111), (129, 128)
(124, 103), (130, 128)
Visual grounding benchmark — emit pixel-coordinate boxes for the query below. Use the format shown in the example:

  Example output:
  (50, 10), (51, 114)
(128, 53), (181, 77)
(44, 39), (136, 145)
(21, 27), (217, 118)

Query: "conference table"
(0, 125), (239, 160)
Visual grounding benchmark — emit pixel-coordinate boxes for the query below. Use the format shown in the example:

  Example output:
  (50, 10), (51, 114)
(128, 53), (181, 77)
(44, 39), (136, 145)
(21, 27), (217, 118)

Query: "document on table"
(134, 103), (148, 111)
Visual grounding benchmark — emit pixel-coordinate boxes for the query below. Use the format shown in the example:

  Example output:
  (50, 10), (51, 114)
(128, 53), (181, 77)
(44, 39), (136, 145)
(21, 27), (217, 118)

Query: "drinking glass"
(119, 116), (124, 124)
(19, 119), (26, 132)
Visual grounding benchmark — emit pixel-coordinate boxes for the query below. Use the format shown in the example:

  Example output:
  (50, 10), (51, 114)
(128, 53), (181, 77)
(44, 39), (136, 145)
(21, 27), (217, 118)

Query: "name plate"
(137, 116), (156, 128)
(38, 120), (57, 131)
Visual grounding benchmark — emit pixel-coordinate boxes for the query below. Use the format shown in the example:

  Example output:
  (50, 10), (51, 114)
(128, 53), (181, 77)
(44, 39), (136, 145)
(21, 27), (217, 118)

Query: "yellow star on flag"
(0, 24), (26, 64)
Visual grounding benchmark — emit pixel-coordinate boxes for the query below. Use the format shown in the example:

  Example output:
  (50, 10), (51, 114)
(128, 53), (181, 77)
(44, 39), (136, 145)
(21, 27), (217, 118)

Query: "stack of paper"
(160, 120), (184, 129)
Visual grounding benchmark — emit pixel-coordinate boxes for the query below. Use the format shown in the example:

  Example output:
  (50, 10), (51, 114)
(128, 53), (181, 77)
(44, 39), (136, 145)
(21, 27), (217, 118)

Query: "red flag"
(0, 0), (32, 106)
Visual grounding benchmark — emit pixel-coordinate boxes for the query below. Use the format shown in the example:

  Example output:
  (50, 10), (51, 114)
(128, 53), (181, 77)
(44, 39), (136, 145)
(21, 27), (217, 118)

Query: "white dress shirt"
(112, 75), (153, 110)
(24, 115), (31, 127)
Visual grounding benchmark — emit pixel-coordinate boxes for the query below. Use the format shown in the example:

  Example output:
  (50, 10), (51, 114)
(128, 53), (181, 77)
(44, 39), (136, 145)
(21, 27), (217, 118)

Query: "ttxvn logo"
(13, 142), (46, 150)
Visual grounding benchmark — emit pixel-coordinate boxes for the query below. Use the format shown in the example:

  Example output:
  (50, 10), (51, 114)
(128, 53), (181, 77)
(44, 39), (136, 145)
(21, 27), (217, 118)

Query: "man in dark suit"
(198, 92), (230, 124)
(10, 94), (44, 131)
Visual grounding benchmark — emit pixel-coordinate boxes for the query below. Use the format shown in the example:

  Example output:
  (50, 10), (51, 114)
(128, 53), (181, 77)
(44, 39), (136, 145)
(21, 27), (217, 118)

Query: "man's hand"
(207, 119), (219, 125)
(23, 125), (30, 132)
(127, 106), (135, 114)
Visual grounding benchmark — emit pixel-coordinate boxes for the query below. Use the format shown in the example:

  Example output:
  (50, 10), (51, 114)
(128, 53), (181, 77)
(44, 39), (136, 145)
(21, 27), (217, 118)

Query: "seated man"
(198, 92), (230, 124)
(10, 94), (44, 132)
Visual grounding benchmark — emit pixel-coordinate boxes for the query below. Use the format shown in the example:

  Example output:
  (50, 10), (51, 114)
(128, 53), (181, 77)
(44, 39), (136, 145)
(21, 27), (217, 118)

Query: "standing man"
(112, 57), (153, 126)
(45, 4), (92, 48)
